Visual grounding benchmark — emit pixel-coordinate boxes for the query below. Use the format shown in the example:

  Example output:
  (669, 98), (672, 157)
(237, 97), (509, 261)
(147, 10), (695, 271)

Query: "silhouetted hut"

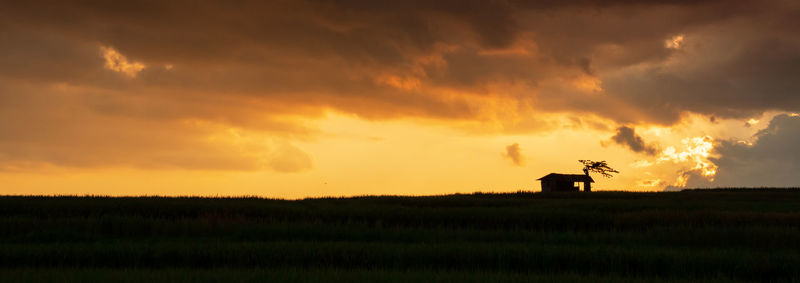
(537, 173), (594, 192)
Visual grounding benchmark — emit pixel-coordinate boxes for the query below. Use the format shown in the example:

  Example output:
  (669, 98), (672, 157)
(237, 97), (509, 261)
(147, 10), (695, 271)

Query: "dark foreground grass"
(0, 268), (754, 283)
(1, 189), (800, 282)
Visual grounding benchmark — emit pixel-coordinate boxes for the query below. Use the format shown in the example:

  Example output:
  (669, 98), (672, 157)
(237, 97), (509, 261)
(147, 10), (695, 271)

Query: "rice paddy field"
(1, 189), (799, 282)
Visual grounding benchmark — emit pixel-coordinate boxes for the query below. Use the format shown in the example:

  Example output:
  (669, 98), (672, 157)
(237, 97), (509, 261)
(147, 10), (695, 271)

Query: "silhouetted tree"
(579, 160), (619, 178)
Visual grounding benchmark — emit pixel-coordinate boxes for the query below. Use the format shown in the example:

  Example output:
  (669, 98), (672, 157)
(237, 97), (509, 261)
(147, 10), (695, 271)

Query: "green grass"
(1, 189), (800, 282)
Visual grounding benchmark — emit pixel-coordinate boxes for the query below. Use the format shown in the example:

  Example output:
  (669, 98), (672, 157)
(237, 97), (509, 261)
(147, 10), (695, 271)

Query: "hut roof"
(537, 173), (594, 183)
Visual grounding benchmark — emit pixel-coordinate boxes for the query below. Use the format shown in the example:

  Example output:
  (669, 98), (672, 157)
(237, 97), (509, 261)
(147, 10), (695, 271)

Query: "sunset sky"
(2, 0), (800, 197)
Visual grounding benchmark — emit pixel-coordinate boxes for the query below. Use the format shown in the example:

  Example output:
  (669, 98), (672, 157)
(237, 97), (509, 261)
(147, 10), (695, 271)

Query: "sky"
(2, 0), (800, 198)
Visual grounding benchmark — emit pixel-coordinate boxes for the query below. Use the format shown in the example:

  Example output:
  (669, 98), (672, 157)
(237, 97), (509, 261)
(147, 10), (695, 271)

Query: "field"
(1, 189), (800, 282)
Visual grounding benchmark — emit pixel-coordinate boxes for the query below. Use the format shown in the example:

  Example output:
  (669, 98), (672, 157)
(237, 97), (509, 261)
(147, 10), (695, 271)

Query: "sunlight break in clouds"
(658, 136), (718, 186)
(665, 35), (685, 49)
(745, 118), (760, 127)
(100, 46), (145, 77)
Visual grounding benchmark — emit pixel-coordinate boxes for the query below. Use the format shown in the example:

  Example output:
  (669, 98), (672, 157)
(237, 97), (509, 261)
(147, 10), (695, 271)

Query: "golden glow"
(100, 46), (145, 77)
(665, 35), (685, 49)
(673, 174), (688, 187)
(2, 104), (783, 196)
(658, 136), (717, 186)
(3, 1), (798, 198)
(0, 112), (655, 197)
(637, 178), (662, 187)
(631, 160), (654, 168)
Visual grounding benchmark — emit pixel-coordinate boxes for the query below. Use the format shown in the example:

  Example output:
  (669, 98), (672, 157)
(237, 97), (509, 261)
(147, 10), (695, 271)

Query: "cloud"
(664, 35), (685, 49)
(687, 114), (800, 187)
(503, 143), (524, 166)
(100, 46), (145, 77)
(601, 6), (800, 124)
(266, 142), (313, 173)
(0, 82), (313, 172)
(637, 178), (663, 188)
(660, 136), (718, 187)
(1, 0), (799, 174)
(609, 126), (659, 155)
(2, 0), (794, 127)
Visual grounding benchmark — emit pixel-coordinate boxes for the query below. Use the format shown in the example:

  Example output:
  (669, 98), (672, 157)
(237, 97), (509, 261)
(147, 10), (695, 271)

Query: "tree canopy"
(579, 160), (620, 178)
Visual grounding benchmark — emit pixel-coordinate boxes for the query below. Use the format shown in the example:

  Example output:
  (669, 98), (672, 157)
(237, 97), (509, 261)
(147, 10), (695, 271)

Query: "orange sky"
(2, 1), (800, 197)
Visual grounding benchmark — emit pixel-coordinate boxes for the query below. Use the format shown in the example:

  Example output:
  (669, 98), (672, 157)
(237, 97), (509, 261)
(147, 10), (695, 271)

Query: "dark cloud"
(504, 143), (524, 166)
(2, 0), (790, 125)
(0, 0), (797, 171)
(687, 114), (800, 187)
(601, 4), (800, 124)
(609, 126), (659, 155)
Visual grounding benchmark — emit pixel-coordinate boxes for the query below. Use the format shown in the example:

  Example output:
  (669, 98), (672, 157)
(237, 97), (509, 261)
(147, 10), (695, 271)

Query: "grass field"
(1, 189), (799, 282)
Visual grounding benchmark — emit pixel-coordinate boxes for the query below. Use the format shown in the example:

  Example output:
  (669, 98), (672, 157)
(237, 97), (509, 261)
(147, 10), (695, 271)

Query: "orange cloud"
(0, 0), (798, 186)
(100, 46), (145, 77)
(0, 82), (314, 172)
